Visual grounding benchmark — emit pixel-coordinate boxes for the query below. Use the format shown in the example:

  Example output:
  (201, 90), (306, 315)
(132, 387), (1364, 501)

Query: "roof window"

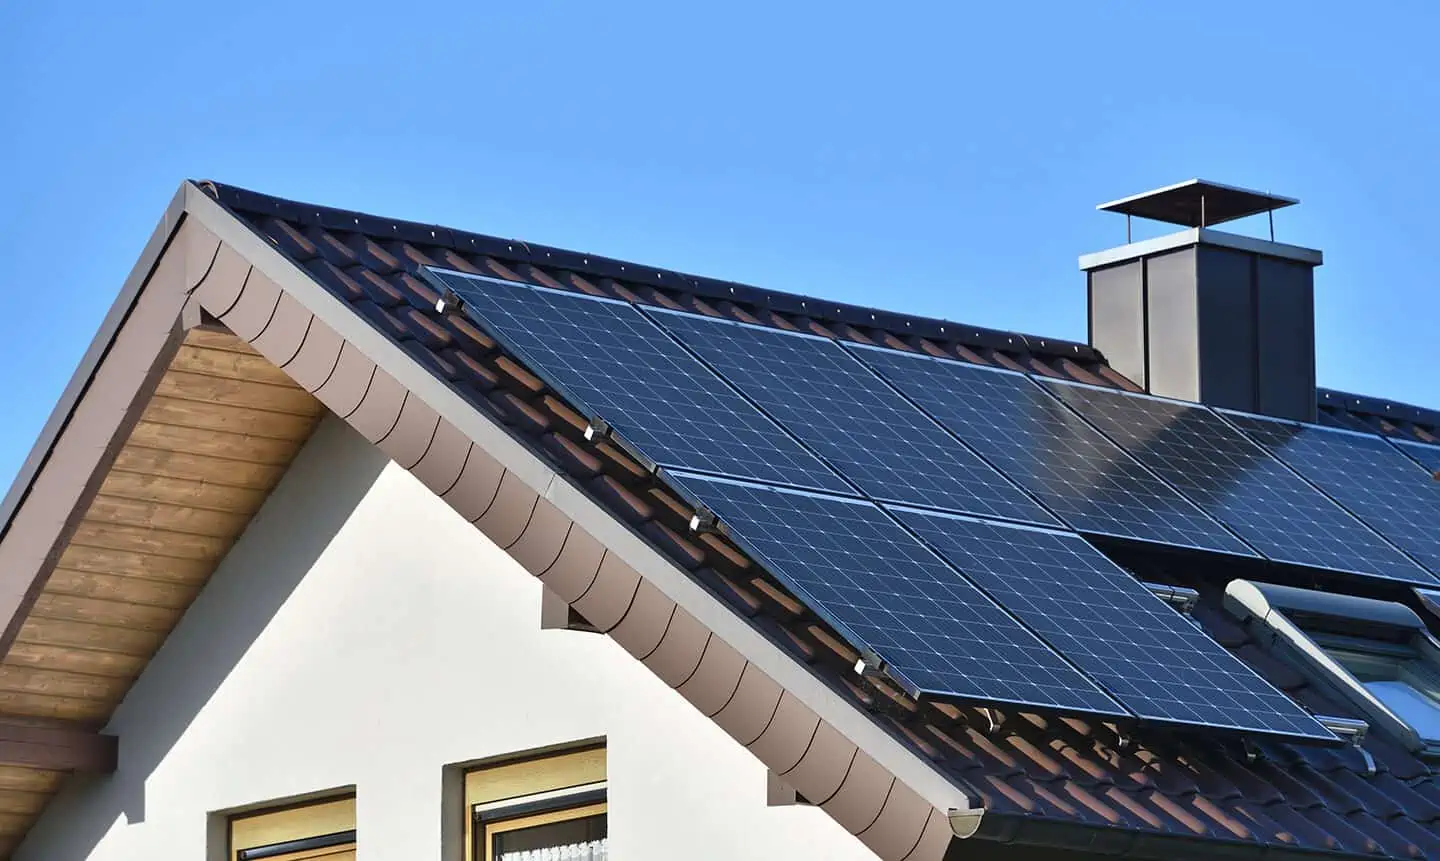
(1225, 580), (1440, 757)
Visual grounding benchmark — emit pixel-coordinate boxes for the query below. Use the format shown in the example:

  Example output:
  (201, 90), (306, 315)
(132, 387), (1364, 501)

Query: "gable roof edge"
(183, 184), (983, 850)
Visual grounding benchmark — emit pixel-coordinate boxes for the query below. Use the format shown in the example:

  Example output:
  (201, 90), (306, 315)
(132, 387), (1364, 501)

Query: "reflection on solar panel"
(428, 269), (848, 493)
(893, 508), (1335, 740)
(650, 311), (1057, 526)
(850, 345), (1253, 555)
(669, 472), (1125, 713)
(1223, 413), (1440, 582)
(1045, 382), (1430, 583)
(1395, 439), (1440, 475)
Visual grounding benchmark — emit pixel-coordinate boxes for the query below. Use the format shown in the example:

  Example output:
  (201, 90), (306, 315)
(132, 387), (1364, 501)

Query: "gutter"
(972, 813), (1381, 861)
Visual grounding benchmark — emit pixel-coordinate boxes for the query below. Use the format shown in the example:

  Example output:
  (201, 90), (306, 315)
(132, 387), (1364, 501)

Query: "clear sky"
(1, 2), (1437, 490)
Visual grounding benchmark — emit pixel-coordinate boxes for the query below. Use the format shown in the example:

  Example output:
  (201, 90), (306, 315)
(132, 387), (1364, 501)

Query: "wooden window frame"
(229, 796), (356, 861)
(463, 744), (606, 861)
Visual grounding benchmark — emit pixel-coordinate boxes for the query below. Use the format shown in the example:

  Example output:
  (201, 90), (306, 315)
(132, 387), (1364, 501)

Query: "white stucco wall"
(17, 418), (876, 861)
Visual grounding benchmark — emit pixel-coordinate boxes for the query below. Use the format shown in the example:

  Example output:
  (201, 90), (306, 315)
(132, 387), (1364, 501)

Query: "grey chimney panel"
(1144, 248), (1201, 404)
(1082, 186), (1321, 423)
(1088, 261), (1146, 388)
(1195, 246), (1258, 410)
(1255, 257), (1317, 422)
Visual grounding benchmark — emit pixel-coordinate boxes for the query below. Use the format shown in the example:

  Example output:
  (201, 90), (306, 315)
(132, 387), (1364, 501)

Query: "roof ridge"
(196, 179), (1103, 363)
(1317, 388), (1440, 431)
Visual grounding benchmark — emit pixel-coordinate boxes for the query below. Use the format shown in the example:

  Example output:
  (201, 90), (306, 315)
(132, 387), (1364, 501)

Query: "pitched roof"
(0, 180), (1436, 859)
(206, 181), (1440, 857)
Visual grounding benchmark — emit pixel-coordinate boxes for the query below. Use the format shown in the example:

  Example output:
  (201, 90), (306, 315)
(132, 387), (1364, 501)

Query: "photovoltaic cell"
(1045, 381), (1430, 583)
(892, 508), (1334, 740)
(1395, 439), (1440, 475)
(651, 311), (1058, 526)
(669, 472), (1125, 713)
(428, 269), (848, 493)
(1222, 413), (1440, 583)
(851, 345), (1253, 556)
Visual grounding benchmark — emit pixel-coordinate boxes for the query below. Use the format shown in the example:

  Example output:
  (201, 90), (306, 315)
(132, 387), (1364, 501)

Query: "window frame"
(228, 795), (356, 861)
(462, 743), (607, 861)
(1226, 579), (1440, 756)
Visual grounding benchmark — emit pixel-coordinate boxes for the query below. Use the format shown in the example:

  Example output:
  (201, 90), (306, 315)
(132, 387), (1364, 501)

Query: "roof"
(1097, 180), (1299, 228)
(0, 180), (1437, 859)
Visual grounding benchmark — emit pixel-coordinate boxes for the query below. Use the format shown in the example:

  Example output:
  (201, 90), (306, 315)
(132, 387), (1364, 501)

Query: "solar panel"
(850, 345), (1254, 556)
(1045, 381), (1430, 583)
(1395, 438), (1440, 474)
(669, 472), (1125, 714)
(649, 311), (1058, 526)
(427, 269), (849, 494)
(1222, 412), (1440, 582)
(892, 508), (1335, 741)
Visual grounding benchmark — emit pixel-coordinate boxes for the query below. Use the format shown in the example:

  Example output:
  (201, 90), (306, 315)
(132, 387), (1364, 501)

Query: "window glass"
(1327, 646), (1440, 741)
(464, 745), (607, 861)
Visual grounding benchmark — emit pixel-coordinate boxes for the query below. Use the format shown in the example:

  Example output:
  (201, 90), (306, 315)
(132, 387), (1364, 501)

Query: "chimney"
(1081, 180), (1322, 422)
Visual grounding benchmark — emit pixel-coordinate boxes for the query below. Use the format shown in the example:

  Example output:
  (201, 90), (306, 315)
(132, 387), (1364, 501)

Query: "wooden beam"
(0, 717), (116, 773)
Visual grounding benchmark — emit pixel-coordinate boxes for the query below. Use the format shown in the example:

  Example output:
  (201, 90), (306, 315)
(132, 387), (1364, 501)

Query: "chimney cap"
(1098, 179), (1298, 228)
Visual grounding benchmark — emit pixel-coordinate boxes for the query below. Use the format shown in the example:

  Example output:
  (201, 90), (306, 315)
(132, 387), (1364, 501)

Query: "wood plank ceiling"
(0, 328), (324, 856)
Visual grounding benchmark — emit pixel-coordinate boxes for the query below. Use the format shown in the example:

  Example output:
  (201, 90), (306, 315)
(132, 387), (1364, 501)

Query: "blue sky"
(2, 2), (1437, 490)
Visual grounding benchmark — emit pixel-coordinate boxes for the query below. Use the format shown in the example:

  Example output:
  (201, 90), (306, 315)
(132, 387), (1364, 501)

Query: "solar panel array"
(650, 311), (1058, 526)
(851, 346), (1255, 556)
(1222, 413), (1440, 582)
(669, 472), (1126, 713)
(430, 269), (849, 494)
(1045, 381), (1430, 583)
(420, 271), (1373, 741)
(893, 508), (1335, 738)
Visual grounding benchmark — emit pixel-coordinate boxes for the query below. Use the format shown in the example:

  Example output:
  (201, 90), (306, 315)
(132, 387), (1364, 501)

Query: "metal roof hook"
(1242, 737), (1264, 764)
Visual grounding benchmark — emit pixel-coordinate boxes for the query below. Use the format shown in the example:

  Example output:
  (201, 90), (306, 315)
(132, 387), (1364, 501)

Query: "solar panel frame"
(890, 507), (1337, 742)
(1219, 410), (1440, 583)
(1042, 379), (1432, 584)
(647, 310), (1060, 527)
(423, 268), (851, 494)
(666, 470), (1128, 715)
(1394, 438), (1440, 475)
(847, 344), (1257, 557)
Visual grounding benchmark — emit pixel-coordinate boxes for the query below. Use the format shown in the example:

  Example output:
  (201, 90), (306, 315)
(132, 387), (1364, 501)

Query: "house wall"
(16, 418), (876, 861)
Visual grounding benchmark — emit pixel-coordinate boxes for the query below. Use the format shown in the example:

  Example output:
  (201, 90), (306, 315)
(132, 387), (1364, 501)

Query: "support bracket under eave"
(0, 717), (118, 773)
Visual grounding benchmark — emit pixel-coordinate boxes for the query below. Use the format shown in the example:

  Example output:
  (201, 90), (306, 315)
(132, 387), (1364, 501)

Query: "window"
(465, 745), (607, 861)
(1226, 579), (1440, 755)
(1321, 639), (1440, 740)
(228, 796), (356, 861)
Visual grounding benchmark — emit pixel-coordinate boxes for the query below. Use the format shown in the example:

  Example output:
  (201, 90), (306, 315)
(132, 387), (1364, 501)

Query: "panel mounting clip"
(584, 418), (613, 442)
(689, 506), (720, 534)
(854, 649), (887, 679)
(435, 287), (464, 316)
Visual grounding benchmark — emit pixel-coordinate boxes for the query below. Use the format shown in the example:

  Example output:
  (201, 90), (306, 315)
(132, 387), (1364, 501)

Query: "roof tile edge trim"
(184, 181), (976, 861)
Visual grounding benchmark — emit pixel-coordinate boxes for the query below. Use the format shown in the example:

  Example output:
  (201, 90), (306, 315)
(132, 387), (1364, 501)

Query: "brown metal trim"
(0, 211), (207, 656)
(713, 664), (783, 745)
(747, 693), (820, 774)
(606, 580), (675, 659)
(858, 779), (934, 861)
(784, 721), (859, 806)
(533, 526), (604, 603)
(567, 554), (641, 632)
(0, 717), (117, 773)
(823, 750), (896, 834)
(675, 637), (747, 716)
(506, 498), (569, 573)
